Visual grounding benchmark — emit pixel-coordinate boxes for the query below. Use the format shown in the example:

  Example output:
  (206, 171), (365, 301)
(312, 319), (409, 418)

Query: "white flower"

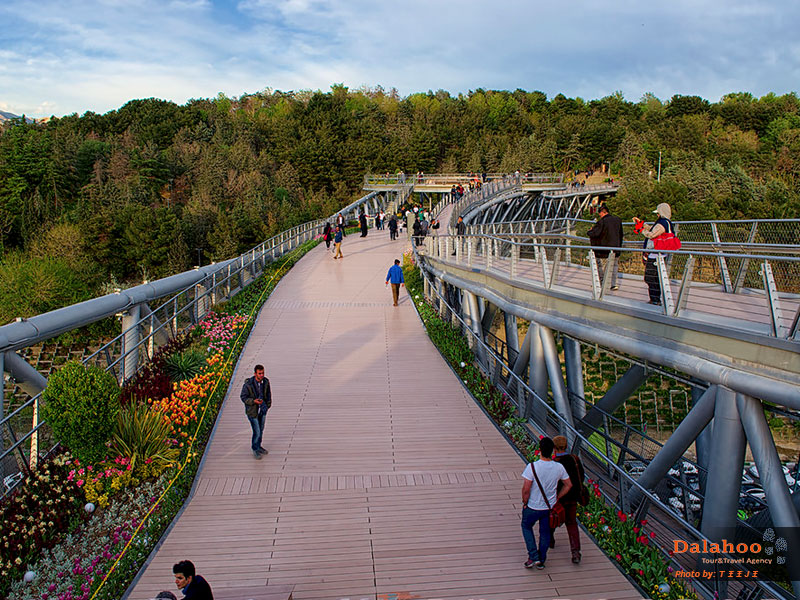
(459, 362), (466, 368)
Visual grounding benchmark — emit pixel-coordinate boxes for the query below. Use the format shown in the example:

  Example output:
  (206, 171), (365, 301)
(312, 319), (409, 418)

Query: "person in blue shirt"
(385, 259), (405, 306)
(333, 228), (343, 259)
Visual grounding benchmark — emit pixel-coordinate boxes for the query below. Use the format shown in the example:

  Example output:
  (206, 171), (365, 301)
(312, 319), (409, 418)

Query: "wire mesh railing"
(364, 172), (564, 187)
(1, 190), (392, 495)
(423, 233), (800, 340)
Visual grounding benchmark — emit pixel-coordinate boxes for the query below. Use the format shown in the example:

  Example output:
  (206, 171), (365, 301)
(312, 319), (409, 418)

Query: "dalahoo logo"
(669, 527), (798, 582)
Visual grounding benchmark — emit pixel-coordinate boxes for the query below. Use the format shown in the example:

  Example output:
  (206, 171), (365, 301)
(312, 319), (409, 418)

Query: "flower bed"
(4, 239), (319, 600)
(402, 256), (696, 600)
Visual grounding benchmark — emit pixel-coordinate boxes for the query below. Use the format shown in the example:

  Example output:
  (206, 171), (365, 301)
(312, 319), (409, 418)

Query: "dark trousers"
(247, 410), (267, 451)
(644, 258), (661, 303)
(521, 507), (552, 563)
(390, 229), (397, 240)
(552, 501), (580, 553)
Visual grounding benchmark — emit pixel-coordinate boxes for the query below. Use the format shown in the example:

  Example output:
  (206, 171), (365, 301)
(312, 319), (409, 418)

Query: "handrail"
(422, 232), (800, 345)
(1, 190), (390, 482)
(364, 172), (564, 186)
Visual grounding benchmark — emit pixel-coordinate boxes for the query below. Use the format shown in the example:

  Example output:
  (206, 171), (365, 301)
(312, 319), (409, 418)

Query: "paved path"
(130, 227), (641, 600)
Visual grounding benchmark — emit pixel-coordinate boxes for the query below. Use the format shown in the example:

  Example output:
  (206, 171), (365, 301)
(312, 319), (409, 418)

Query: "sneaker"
(257, 447), (269, 455)
(610, 285), (619, 291)
(572, 551), (581, 564)
(648, 300), (662, 306)
(524, 559), (535, 568)
(535, 561), (545, 570)
(253, 450), (262, 460)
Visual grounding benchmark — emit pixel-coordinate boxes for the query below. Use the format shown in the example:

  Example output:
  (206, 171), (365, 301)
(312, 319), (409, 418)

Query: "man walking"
(336, 212), (346, 236)
(587, 204), (623, 290)
(388, 214), (398, 241)
(452, 216), (466, 255)
(520, 437), (572, 569)
(240, 365), (271, 459)
(385, 259), (405, 306)
(333, 227), (343, 259)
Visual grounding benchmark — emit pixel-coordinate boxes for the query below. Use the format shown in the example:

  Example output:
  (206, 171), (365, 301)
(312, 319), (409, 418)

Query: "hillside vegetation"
(1, 87), (799, 323)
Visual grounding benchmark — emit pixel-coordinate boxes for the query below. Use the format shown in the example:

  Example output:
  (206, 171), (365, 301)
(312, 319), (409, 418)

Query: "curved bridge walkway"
(129, 228), (640, 600)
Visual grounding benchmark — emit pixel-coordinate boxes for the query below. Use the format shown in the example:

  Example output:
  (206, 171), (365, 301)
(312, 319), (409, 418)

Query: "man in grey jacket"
(240, 364), (272, 459)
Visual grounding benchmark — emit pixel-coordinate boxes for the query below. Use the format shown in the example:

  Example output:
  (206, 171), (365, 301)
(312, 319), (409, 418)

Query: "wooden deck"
(128, 228), (641, 600)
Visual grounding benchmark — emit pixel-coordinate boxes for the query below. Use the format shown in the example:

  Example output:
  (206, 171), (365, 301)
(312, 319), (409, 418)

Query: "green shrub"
(163, 350), (207, 382)
(41, 361), (121, 463)
(110, 401), (179, 474)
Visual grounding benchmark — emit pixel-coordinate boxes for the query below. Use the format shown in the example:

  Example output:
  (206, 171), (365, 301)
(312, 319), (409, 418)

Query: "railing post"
(120, 303), (141, 383)
(511, 242), (519, 279)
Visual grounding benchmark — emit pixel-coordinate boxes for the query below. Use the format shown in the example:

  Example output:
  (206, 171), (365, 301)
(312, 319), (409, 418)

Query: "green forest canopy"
(1, 87), (799, 324)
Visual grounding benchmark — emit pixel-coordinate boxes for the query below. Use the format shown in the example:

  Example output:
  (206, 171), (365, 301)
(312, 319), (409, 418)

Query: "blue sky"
(1, 0), (798, 118)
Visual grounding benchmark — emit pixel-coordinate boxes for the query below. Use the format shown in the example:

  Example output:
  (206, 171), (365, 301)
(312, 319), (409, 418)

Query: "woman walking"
(552, 435), (586, 564)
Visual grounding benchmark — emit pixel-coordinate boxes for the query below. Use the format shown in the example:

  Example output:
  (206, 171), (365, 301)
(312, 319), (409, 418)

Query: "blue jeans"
(521, 507), (552, 563)
(248, 410), (267, 451)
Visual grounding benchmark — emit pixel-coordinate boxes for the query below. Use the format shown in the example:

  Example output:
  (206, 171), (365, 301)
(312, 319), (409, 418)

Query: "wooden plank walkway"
(129, 227), (641, 600)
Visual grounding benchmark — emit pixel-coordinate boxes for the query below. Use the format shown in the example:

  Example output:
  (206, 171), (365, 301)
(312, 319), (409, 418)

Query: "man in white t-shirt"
(520, 436), (572, 569)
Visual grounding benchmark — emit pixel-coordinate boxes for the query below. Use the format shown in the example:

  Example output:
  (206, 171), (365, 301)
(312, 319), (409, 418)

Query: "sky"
(1, 0), (799, 118)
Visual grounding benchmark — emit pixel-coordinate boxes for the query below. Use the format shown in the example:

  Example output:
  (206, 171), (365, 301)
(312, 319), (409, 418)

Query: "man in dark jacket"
(173, 560), (213, 600)
(452, 216), (466, 255)
(587, 204), (623, 290)
(240, 364), (272, 459)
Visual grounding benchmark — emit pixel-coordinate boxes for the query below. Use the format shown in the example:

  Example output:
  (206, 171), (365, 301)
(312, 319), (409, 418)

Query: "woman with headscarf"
(635, 202), (677, 306)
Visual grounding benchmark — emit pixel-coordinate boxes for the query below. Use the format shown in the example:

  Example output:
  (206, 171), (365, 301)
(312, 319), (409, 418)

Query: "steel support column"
(692, 383), (713, 475)
(539, 326), (574, 434)
(580, 365), (647, 433)
(701, 386), (746, 543)
(563, 337), (586, 421)
(480, 301), (497, 334)
(465, 291), (486, 367)
(120, 304), (141, 383)
(627, 385), (717, 506)
(529, 323), (549, 427)
(736, 393), (800, 597)
(504, 313), (520, 358)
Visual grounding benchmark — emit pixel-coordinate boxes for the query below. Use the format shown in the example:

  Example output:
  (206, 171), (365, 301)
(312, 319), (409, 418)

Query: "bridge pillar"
(580, 365), (647, 433)
(120, 304), (141, 383)
(563, 337), (586, 421)
(701, 386), (746, 543)
(529, 324), (549, 428)
(737, 393), (800, 597)
(692, 382), (713, 476)
(504, 313), (520, 359)
(539, 326), (575, 438)
(464, 291), (486, 369)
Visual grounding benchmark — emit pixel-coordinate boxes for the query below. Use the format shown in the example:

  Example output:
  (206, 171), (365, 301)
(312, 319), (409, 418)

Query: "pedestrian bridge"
(2, 173), (799, 600)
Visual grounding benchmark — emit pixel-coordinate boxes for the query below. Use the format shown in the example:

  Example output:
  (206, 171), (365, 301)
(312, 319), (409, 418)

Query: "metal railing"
(413, 258), (791, 600)
(475, 218), (800, 250)
(364, 172), (564, 187)
(423, 233), (800, 341)
(1, 191), (390, 493)
(541, 182), (619, 197)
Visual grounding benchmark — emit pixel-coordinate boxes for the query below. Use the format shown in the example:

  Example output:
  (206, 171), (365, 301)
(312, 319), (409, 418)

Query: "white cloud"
(0, 0), (798, 117)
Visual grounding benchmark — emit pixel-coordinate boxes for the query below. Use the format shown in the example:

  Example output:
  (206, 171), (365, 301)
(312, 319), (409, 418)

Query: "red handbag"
(653, 231), (681, 251)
